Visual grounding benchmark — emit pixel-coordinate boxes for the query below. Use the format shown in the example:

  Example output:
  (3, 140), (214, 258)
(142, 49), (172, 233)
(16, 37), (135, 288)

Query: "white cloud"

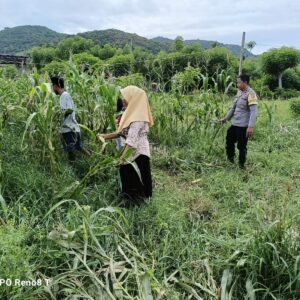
(0, 0), (299, 53)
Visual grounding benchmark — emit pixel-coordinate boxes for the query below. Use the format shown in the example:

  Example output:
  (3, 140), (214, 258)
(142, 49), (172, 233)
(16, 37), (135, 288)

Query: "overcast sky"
(0, 0), (299, 54)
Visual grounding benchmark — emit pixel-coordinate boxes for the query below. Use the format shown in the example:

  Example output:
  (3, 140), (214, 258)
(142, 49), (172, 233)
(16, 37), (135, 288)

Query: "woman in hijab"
(97, 86), (154, 205)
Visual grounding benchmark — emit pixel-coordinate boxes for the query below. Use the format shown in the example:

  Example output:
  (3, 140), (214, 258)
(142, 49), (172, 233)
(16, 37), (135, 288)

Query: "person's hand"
(219, 118), (227, 125)
(97, 133), (106, 140)
(246, 127), (254, 138)
(119, 156), (126, 165)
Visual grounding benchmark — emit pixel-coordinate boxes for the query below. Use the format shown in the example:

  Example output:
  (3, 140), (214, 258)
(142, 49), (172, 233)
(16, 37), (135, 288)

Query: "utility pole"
(238, 32), (246, 75)
(21, 59), (25, 74)
(130, 38), (133, 73)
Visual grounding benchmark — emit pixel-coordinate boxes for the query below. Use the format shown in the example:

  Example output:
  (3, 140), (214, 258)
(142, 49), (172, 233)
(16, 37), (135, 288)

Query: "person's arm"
(222, 100), (237, 123)
(220, 97), (237, 123)
(63, 109), (74, 118)
(97, 132), (120, 140)
(246, 92), (258, 138)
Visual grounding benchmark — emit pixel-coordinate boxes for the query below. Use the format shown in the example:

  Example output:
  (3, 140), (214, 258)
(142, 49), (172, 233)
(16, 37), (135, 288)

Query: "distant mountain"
(151, 37), (252, 57)
(78, 29), (169, 54)
(0, 25), (66, 54)
(151, 36), (173, 44)
(0, 25), (251, 57)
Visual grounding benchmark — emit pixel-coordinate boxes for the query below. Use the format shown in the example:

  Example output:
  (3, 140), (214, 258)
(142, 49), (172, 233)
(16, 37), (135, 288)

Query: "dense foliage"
(0, 64), (299, 299)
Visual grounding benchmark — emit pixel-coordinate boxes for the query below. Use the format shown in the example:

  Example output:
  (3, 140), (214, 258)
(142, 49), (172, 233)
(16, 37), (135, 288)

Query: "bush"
(42, 60), (69, 77)
(264, 67), (300, 91)
(115, 73), (145, 88)
(171, 66), (200, 94)
(251, 78), (274, 99)
(107, 54), (133, 77)
(31, 47), (56, 68)
(91, 44), (116, 60)
(56, 36), (94, 60)
(2, 65), (18, 79)
(275, 88), (300, 99)
(290, 98), (300, 115)
(283, 68), (300, 90)
(204, 47), (238, 76)
(72, 52), (101, 73)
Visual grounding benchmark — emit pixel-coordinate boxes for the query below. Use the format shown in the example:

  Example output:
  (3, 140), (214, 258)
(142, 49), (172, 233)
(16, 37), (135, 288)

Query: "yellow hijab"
(117, 86), (154, 133)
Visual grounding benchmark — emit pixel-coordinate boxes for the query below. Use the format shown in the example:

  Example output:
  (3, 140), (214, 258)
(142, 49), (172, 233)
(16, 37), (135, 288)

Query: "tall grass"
(0, 65), (299, 299)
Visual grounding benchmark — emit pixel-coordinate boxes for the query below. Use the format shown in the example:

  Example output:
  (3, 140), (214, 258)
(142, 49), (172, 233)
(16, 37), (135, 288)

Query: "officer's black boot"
(238, 149), (247, 169)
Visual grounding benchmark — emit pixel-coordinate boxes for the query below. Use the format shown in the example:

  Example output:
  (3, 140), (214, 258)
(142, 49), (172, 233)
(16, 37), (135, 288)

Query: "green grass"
(0, 70), (300, 299)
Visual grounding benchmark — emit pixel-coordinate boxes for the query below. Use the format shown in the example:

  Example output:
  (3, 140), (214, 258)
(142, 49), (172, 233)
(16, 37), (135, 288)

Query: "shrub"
(290, 98), (300, 115)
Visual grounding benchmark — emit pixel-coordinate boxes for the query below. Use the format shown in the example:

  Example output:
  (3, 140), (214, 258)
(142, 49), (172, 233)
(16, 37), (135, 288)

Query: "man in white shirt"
(51, 76), (91, 161)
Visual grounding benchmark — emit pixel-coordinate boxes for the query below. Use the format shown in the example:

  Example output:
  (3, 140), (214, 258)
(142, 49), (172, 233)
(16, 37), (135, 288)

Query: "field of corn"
(0, 63), (300, 300)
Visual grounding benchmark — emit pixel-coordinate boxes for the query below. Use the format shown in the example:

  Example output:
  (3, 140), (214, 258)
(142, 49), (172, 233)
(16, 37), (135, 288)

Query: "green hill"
(0, 25), (251, 57)
(0, 25), (66, 54)
(78, 29), (169, 54)
(151, 36), (253, 57)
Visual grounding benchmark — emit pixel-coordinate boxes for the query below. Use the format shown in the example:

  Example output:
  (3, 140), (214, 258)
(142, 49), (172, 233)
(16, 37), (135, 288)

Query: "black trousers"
(61, 132), (83, 152)
(226, 125), (248, 166)
(119, 155), (152, 206)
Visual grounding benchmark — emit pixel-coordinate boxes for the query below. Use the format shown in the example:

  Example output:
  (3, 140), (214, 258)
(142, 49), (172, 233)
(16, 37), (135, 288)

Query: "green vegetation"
(0, 25), (250, 56)
(0, 25), (66, 54)
(4, 26), (300, 97)
(79, 29), (169, 54)
(261, 48), (300, 89)
(2, 26), (296, 97)
(0, 63), (299, 299)
(290, 98), (300, 116)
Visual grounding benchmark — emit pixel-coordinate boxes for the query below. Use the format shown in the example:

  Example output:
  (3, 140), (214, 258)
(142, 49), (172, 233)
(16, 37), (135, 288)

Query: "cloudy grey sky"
(0, 0), (299, 54)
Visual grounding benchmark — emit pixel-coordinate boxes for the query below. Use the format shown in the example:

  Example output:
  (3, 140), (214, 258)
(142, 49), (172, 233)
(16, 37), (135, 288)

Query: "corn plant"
(66, 62), (119, 133)
(21, 82), (60, 172)
(150, 76), (226, 147)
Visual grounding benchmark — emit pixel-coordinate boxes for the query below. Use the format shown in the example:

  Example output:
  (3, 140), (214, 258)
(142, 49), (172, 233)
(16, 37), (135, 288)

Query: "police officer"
(221, 74), (258, 169)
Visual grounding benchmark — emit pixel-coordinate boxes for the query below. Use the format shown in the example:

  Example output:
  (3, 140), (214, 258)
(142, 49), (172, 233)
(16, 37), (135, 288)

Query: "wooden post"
(21, 59), (24, 74)
(238, 32), (246, 75)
